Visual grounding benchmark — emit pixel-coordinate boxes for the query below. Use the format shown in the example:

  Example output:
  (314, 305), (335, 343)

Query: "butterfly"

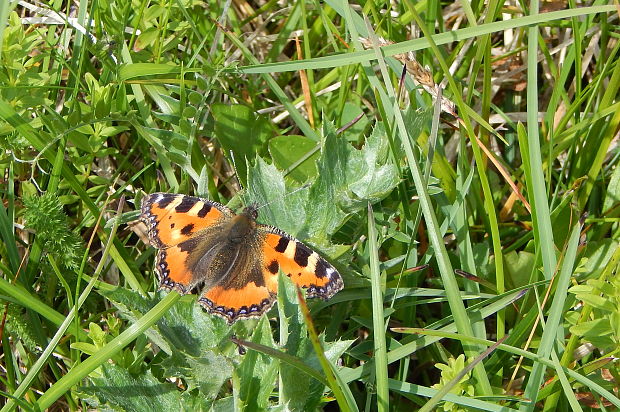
(140, 193), (344, 323)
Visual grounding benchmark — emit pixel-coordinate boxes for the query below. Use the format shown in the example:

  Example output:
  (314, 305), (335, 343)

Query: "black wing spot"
(170, 223), (176, 228)
(267, 260), (279, 274)
(180, 223), (194, 235)
(315, 259), (328, 278)
(197, 203), (212, 217)
(294, 244), (311, 267)
(175, 196), (198, 213)
(274, 237), (290, 253)
(157, 194), (176, 208)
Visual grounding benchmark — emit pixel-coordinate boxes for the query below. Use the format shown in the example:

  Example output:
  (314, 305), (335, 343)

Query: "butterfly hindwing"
(198, 266), (278, 323)
(197, 213), (279, 323)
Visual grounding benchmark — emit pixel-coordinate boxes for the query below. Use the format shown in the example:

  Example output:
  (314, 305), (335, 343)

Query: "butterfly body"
(140, 193), (343, 323)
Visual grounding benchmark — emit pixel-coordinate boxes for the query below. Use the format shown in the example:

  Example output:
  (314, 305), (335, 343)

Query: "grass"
(0, 0), (619, 410)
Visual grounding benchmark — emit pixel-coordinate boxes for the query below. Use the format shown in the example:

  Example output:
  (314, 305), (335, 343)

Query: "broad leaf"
(212, 103), (272, 186)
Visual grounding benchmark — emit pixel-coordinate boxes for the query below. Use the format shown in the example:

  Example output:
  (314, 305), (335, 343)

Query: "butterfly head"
(241, 204), (259, 221)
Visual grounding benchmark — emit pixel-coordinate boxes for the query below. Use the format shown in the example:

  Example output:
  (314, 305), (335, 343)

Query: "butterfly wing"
(197, 218), (278, 323)
(140, 192), (234, 248)
(140, 193), (234, 292)
(259, 225), (344, 299)
(198, 223), (343, 324)
(198, 262), (277, 324)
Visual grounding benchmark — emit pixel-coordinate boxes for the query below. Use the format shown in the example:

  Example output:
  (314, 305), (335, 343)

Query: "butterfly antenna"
(255, 183), (311, 211)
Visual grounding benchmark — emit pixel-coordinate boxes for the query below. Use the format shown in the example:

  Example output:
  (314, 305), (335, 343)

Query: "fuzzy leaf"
(305, 121), (399, 241)
(100, 287), (233, 356)
(245, 156), (310, 237)
(79, 363), (195, 411)
(246, 120), (398, 255)
(100, 288), (235, 399)
(159, 349), (232, 398)
(346, 122), (399, 204)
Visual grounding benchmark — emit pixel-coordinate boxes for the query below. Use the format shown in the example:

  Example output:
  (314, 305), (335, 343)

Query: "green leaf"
(78, 363), (193, 411)
(69, 342), (98, 356)
(135, 27), (159, 50)
(502, 250), (536, 289)
(212, 103), (272, 186)
(278, 274), (317, 410)
(346, 123), (399, 204)
(269, 134), (319, 183)
(133, 122), (198, 181)
(247, 120), (399, 253)
(339, 102), (369, 141)
(237, 317), (279, 410)
(304, 121), (399, 243)
(155, 294), (233, 356)
(575, 239), (619, 280)
(99, 288), (235, 400)
(100, 287), (232, 356)
(246, 156), (310, 236)
(87, 322), (107, 348)
(159, 349), (232, 398)
(569, 318), (613, 339)
(578, 293), (615, 312)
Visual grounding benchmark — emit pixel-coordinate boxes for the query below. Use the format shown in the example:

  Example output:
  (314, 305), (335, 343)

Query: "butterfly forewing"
(141, 193), (233, 248)
(260, 226), (343, 299)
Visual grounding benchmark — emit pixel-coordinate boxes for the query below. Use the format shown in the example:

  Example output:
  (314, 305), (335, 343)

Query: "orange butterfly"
(140, 193), (343, 323)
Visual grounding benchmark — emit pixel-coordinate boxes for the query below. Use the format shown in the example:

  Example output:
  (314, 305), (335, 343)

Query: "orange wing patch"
(199, 283), (276, 323)
(141, 193), (230, 248)
(156, 246), (194, 292)
(262, 231), (343, 299)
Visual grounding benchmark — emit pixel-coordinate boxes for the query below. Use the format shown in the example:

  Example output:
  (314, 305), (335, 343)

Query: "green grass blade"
(386, 288), (528, 365)
(368, 203), (389, 411)
(231, 337), (328, 387)
(237, 5), (615, 74)
(391, 62), (493, 395)
(0, 277), (67, 329)
(549, 350), (583, 412)
(521, 221), (583, 409)
(389, 328), (620, 409)
(0, 201), (20, 274)
(297, 288), (357, 412)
